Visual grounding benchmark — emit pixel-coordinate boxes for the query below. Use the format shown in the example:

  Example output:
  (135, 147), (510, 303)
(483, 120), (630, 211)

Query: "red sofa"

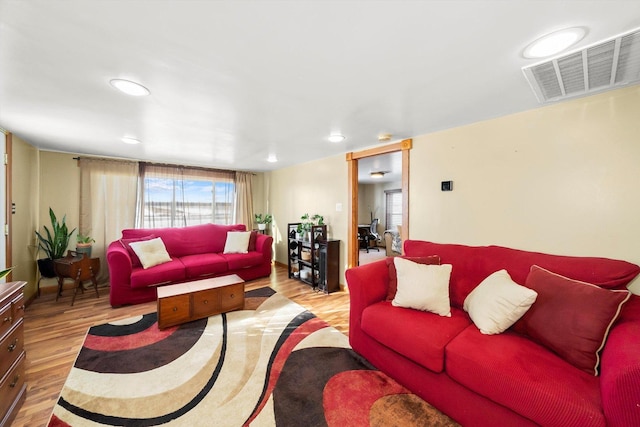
(107, 223), (272, 306)
(346, 240), (640, 427)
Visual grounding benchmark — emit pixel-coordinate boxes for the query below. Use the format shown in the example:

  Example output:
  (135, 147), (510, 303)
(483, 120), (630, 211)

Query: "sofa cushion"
(129, 259), (187, 288)
(221, 251), (265, 270)
(392, 258), (452, 317)
(463, 269), (537, 335)
(385, 255), (440, 301)
(180, 253), (229, 278)
(404, 240), (640, 308)
(248, 230), (258, 252)
(446, 326), (604, 427)
(223, 231), (251, 253)
(361, 302), (471, 373)
(128, 237), (172, 269)
(120, 235), (156, 268)
(513, 265), (631, 375)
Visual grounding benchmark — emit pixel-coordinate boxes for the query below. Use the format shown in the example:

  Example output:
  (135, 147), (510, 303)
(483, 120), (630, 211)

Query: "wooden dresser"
(0, 281), (26, 427)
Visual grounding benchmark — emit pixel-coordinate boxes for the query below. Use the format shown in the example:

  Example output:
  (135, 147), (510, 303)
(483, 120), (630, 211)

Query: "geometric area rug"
(48, 288), (458, 426)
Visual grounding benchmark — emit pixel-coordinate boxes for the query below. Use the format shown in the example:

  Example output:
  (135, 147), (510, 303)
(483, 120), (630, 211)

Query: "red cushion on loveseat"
(446, 326), (604, 427)
(361, 302), (471, 373)
(513, 265), (631, 375)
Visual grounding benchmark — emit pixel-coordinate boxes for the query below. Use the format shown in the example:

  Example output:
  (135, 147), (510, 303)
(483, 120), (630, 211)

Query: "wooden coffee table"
(156, 274), (245, 329)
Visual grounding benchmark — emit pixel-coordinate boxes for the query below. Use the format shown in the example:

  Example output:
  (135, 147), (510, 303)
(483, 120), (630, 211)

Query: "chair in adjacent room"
(359, 219), (380, 253)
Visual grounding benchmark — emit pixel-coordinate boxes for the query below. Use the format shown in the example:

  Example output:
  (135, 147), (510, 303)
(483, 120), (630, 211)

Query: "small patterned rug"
(48, 288), (458, 426)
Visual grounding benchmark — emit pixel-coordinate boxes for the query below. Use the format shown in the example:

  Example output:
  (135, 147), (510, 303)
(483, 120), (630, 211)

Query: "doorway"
(346, 139), (412, 268)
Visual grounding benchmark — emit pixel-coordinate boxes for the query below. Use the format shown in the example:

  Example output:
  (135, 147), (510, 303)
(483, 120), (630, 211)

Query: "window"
(385, 189), (402, 231)
(138, 164), (235, 228)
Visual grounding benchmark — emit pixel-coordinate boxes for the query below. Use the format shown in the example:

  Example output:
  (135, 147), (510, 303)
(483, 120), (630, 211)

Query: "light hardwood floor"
(12, 264), (350, 427)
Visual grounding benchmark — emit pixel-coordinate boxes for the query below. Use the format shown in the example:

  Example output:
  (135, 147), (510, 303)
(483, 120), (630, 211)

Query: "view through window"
(142, 176), (234, 228)
(385, 189), (402, 231)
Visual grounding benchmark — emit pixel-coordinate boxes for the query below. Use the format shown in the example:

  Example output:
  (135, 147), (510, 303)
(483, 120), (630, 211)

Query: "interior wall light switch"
(441, 181), (453, 191)
(335, 203), (342, 212)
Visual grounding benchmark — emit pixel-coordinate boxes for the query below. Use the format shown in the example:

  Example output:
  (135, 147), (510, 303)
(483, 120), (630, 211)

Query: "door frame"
(346, 138), (412, 268)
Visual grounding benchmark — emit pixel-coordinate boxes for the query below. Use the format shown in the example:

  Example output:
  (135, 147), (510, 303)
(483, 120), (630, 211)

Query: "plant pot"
(258, 223), (266, 231)
(37, 258), (57, 278)
(76, 244), (92, 258)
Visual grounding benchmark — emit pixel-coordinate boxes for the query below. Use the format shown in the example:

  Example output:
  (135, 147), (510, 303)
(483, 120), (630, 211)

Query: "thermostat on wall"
(441, 181), (453, 191)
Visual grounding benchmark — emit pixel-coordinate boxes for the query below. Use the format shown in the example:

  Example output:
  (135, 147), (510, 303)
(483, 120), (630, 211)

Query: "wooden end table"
(157, 274), (245, 329)
(53, 251), (100, 306)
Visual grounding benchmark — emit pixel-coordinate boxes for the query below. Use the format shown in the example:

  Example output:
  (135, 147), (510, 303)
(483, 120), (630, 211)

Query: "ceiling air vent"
(523, 28), (640, 103)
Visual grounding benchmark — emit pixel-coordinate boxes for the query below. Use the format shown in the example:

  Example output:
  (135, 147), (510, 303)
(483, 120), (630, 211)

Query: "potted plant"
(254, 213), (273, 231)
(35, 208), (76, 278)
(298, 213), (324, 241)
(76, 233), (95, 258)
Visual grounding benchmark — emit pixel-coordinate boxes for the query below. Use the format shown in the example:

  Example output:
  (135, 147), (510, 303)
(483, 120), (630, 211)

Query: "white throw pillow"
(392, 257), (452, 317)
(223, 231), (251, 254)
(463, 269), (538, 335)
(128, 237), (172, 269)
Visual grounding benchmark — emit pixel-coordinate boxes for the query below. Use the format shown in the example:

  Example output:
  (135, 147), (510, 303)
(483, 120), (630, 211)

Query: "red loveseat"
(346, 240), (640, 427)
(107, 223), (272, 306)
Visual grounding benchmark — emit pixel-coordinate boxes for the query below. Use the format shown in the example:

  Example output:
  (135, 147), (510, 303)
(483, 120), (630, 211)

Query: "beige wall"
(409, 85), (640, 292)
(10, 136), (39, 298)
(268, 155), (349, 281)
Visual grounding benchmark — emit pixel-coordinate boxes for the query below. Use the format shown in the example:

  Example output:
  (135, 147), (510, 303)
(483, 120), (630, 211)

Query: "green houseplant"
(254, 213), (273, 231)
(76, 233), (95, 258)
(35, 208), (76, 277)
(297, 213), (324, 240)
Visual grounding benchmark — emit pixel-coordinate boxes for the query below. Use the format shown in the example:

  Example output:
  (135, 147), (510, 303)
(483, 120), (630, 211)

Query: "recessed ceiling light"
(523, 27), (586, 59)
(267, 154), (278, 163)
(328, 133), (345, 143)
(122, 137), (141, 145)
(370, 171), (385, 179)
(110, 79), (150, 96)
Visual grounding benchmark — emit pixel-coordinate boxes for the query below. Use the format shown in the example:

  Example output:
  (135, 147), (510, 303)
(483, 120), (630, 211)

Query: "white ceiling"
(1, 1), (639, 172)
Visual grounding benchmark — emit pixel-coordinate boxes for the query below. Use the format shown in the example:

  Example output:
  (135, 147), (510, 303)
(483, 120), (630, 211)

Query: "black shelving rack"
(287, 223), (340, 293)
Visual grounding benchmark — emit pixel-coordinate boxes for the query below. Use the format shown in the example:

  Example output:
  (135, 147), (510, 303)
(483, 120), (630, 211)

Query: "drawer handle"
(8, 338), (18, 352)
(203, 300), (208, 304)
(2, 316), (11, 324)
(17, 304), (25, 313)
(9, 374), (20, 388)
(172, 307), (178, 312)
(230, 294), (235, 299)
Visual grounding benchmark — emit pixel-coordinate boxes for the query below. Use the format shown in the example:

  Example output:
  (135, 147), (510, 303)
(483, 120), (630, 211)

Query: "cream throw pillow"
(223, 231), (251, 254)
(392, 257), (452, 317)
(463, 269), (538, 335)
(128, 237), (172, 269)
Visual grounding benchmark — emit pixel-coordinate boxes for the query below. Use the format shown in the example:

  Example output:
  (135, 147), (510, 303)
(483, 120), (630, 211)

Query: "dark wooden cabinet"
(287, 223), (340, 293)
(0, 281), (26, 427)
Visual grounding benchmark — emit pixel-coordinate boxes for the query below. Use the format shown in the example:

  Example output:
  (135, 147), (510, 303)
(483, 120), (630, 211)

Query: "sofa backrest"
(121, 223), (246, 258)
(404, 240), (640, 308)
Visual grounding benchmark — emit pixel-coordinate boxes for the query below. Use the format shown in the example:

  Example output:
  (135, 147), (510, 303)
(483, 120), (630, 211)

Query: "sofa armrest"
(600, 299), (640, 427)
(345, 260), (389, 345)
(254, 233), (273, 263)
(107, 241), (133, 288)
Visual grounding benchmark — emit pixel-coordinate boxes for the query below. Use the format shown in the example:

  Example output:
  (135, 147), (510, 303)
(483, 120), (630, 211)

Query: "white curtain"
(79, 158), (139, 283)
(234, 171), (254, 228)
